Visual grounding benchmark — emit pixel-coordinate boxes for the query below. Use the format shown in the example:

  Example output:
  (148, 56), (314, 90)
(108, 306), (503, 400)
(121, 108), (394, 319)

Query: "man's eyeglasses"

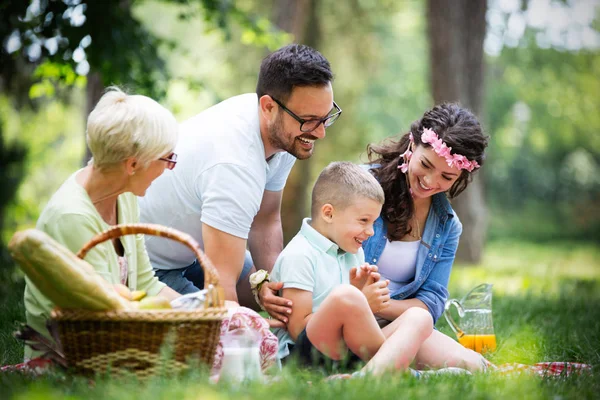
(159, 152), (178, 170)
(271, 97), (342, 133)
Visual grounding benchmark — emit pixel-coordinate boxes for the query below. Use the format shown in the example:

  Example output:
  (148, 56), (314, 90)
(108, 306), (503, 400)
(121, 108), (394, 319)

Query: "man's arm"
(202, 223), (247, 303)
(247, 189), (296, 321)
(248, 189), (284, 273)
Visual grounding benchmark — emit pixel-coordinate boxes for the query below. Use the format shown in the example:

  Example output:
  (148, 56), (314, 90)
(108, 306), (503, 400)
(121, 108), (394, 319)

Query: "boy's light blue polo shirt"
(271, 218), (365, 359)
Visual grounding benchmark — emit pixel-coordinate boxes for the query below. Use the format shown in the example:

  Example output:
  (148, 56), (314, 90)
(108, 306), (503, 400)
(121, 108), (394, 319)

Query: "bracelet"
(249, 269), (270, 311)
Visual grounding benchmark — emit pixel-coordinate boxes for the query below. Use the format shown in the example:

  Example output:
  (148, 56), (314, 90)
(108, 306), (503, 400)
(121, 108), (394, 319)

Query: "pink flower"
(438, 143), (452, 159)
(452, 154), (467, 170)
(421, 128), (437, 144)
(431, 139), (443, 153)
(419, 127), (479, 172)
(398, 145), (412, 173)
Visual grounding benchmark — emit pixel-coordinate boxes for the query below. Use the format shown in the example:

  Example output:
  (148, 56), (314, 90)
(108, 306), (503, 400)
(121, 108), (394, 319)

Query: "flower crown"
(398, 128), (480, 173)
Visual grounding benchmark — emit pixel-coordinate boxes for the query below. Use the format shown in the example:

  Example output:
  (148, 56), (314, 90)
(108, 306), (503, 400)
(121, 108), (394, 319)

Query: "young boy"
(271, 162), (434, 374)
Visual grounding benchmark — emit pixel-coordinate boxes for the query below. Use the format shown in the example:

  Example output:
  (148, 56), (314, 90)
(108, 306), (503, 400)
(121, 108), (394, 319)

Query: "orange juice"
(458, 334), (497, 353)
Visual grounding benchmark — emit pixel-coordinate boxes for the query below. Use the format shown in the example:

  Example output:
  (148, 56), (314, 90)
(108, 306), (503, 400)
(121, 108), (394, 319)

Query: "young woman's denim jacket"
(363, 192), (462, 325)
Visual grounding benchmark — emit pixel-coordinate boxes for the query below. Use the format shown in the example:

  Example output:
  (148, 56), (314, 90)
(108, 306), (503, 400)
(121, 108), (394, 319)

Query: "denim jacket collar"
(374, 193), (454, 239)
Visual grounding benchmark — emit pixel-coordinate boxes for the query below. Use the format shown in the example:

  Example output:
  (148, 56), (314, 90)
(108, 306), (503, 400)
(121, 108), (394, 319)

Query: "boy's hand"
(350, 263), (378, 289)
(362, 273), (390, 313)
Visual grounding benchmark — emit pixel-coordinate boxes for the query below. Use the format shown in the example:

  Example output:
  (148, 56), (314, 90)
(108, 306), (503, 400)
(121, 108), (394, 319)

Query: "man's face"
(267, 83), (334, 160)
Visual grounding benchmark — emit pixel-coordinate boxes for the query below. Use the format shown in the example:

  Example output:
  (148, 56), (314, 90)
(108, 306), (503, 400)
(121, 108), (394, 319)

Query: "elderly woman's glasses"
(159, 152), (178, 170)
(271, 97), (342, 133)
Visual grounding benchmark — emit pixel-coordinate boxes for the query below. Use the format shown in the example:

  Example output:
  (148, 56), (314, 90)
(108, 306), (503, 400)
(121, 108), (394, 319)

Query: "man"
(139, 44), (341, 318)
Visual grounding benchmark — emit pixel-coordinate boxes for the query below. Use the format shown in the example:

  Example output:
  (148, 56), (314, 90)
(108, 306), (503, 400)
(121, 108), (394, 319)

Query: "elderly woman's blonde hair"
(86, 87), (178, 169)
(311, 161), (384, 219)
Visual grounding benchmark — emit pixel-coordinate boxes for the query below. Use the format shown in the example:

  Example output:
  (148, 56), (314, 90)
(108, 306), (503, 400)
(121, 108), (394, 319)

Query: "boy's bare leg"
(413, 329), (490, 372)
(363, 307), (433, 374)
(305, 285), (386, 361)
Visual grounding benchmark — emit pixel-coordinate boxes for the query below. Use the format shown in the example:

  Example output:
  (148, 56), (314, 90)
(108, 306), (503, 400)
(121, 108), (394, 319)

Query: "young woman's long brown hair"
(366, 103), (488, 241)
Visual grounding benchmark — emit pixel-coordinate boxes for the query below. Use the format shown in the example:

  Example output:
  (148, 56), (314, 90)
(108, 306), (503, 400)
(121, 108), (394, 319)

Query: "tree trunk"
(83, 72), (105, 165)
(0, 121), (27, 275)
(275, 0), (321, 244)
(427, 0), (488, 263)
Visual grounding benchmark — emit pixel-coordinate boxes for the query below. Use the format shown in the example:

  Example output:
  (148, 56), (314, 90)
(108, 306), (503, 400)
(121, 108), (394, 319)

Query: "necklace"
(404, 171), (422, 241)
(408, 214), (421, 240)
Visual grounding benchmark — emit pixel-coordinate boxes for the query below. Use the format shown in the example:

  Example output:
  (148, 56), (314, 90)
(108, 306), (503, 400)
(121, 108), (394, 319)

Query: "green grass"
(1, 240), (599, 399)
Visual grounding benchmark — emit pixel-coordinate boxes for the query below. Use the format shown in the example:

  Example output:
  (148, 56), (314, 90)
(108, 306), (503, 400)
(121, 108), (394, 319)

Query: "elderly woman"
(23, 87), (181, 359)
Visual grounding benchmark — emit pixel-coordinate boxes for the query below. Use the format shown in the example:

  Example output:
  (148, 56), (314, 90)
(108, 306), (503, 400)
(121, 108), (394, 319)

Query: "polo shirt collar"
(300, 218), (341, 256)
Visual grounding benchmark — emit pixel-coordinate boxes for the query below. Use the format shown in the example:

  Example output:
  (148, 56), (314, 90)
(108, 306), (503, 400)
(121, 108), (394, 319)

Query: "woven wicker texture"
(52, 223), (227, 378)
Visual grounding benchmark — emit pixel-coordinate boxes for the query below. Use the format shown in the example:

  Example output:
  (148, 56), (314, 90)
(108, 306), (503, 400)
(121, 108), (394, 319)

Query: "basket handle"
(76, 223), (221, 293)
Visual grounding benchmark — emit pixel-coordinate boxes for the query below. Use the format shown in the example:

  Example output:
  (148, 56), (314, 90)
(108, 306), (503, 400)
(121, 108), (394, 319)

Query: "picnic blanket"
(495, 362), (593, 377)
(2, 359), (592, 379)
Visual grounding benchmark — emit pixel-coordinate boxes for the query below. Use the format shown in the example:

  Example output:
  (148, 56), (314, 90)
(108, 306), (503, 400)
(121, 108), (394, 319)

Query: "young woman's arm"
(281, 288), (313, 341)
(375, 298), (428, 321)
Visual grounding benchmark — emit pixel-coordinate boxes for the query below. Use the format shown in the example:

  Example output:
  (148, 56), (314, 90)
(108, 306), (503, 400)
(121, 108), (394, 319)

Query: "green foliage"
(1, 0), (169, 99)
(1, 0), (289, 100)
(0, 95), (85, 244)
(318, 0), (431, 163)
(484, 22), (600, 241)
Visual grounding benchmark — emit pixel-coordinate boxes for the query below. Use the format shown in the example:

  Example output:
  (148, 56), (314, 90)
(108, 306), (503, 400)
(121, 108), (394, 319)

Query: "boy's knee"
(329, 285), (368, 311)
(404, 307), (434, 335)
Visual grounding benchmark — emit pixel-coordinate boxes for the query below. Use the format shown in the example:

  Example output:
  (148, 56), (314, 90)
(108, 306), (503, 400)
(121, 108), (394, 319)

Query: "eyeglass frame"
(270, 96), (342, 133)
(159, 152), (178, 170)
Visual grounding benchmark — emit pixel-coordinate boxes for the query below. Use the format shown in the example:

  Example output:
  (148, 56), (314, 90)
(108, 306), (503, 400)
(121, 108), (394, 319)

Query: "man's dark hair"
(256, 44), (333, 102)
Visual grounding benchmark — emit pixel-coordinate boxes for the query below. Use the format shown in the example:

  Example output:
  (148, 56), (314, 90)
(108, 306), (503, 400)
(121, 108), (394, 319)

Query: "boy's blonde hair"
(86, 87), (178, 169)
(311, 161), (384, 219)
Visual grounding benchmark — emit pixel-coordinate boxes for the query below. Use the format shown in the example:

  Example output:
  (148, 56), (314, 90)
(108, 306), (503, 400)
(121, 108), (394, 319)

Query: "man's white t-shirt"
(139, 93), (296, 270)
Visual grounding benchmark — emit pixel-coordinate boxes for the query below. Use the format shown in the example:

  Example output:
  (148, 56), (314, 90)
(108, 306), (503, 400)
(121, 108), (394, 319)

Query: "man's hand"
(350, 263), (378, 289)
(259, 281), (292, 324)
(362, 272), (391, 313)
(266, 318), (287, 329)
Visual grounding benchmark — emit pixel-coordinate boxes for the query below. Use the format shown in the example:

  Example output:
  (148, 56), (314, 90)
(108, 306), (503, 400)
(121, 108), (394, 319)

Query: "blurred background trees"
(1, 0), (598, 278)
(427, 0), (488, 262)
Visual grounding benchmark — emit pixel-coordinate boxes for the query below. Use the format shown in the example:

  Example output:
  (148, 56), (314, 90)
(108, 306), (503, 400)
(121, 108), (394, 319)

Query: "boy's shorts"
(287, 328), (363, 371)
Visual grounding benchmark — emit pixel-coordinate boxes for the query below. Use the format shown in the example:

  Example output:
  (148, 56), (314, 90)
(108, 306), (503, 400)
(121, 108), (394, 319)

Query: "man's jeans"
(155, 250), (254, 294)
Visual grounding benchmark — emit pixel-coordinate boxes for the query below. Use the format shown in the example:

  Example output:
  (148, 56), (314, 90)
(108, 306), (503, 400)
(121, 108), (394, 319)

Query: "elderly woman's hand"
(259, 281), (292, 325)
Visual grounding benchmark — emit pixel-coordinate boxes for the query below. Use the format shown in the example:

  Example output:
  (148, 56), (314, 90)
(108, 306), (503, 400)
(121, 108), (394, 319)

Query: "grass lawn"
(1, 239), (599, 399)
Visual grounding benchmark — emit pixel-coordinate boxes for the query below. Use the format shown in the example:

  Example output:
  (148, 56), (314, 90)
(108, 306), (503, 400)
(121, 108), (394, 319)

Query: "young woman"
(363, 103), (490, 370)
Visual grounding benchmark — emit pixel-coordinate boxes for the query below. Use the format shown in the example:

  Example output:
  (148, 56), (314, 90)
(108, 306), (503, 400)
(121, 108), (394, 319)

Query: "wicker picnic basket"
(50, 224), (227, 379)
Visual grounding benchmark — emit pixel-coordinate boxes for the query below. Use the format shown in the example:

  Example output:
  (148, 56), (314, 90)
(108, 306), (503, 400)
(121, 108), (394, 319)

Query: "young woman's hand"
(259, 281), (293, 325)
(350, 263), (378, 289)
(361, 273), (390, 313)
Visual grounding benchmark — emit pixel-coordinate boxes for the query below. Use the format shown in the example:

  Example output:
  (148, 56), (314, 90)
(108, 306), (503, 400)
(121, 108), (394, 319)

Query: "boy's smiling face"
(323, 196), (382, 254)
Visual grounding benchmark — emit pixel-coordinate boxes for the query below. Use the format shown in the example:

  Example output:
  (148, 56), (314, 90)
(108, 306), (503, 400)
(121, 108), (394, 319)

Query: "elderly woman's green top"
(23, 171), (166, 359)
